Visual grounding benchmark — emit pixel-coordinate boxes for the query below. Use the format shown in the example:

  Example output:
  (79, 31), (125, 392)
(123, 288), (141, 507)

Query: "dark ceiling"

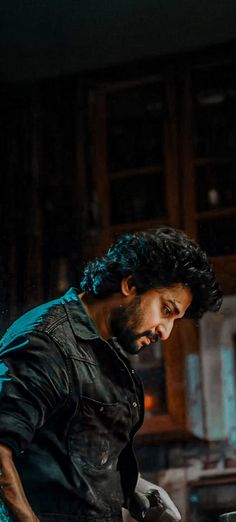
(1, 0), (236, 82)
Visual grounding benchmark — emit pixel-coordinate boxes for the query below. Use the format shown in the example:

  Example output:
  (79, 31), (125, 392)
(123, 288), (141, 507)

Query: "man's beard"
(109, 296), (158, 355)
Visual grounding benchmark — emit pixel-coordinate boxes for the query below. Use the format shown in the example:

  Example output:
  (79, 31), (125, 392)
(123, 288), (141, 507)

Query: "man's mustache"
(134, 330), (159, 343)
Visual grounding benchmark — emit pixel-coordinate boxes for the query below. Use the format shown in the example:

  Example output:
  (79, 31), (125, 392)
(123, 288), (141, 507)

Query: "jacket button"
(132, 401), (138, 408)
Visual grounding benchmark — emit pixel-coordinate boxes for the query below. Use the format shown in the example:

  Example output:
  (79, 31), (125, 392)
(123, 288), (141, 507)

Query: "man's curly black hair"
(80, 227), (223, 319)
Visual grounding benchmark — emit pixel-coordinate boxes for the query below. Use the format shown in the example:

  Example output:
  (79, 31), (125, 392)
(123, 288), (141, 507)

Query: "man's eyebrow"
(166, 299), (180, 315)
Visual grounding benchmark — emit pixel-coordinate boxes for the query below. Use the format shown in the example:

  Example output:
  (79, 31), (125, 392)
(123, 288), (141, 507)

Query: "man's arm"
(0, 332), (70, 521)
(0, 444), (39, 521)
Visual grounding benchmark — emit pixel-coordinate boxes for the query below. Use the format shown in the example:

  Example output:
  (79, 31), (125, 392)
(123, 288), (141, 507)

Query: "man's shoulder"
(0, 291), (75, 354)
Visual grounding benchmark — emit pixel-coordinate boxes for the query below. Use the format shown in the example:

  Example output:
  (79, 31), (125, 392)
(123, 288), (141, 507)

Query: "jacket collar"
(62, 287), (100, 341)
(63, 289), (133, 362)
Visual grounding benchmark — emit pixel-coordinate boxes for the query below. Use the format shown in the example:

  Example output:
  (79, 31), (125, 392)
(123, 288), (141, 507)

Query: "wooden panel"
(211, 255), (236, 295)
(88, 88), (113, 255)
(164, 66), (180, 226)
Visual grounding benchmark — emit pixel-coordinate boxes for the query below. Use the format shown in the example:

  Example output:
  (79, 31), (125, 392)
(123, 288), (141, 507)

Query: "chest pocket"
(68, 396), (131, 470)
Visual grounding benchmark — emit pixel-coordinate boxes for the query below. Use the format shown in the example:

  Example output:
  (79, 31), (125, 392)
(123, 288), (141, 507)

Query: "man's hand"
(127, 476), (181, 521)
(0, 444), (40, 522)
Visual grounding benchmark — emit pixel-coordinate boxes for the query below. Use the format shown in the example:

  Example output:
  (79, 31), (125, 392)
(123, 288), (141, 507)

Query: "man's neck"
(78, 292), (112, 340)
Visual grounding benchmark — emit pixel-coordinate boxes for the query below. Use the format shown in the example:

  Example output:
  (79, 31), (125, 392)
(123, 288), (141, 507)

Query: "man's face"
(110, 284), (192, 354)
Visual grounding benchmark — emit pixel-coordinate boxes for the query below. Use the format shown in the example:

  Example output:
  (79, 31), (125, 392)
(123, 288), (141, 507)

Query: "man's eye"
(163, 305), (171, 316)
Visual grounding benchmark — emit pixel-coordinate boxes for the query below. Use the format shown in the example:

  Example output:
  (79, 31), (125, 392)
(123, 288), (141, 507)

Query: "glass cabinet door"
(133, 340), (167, 417)
(90, 71), (180, 244)
(107, 81), (166, 226)
(182, 60), (236, 256)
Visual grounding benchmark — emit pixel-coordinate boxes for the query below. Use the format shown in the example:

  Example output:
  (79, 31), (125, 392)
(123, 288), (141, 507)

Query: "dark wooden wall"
(0, 77), (88, 334)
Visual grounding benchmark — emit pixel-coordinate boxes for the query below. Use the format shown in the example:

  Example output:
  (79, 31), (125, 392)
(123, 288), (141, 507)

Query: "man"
(0, 227), (222, 522)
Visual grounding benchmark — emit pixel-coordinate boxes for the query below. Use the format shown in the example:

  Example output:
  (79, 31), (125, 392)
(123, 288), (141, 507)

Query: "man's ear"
(121, 276), (136, 296)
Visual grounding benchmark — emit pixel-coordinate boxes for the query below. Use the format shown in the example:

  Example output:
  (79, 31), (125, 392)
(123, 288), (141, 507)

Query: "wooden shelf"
(139, 414), (184, 435)
(196, 206), (236, 220)
(188, 467), (236, 487)
(110, 164), (163, 179)
(194, 157), (236, 166)
(137, 413), (192, 438)
(98, 73), (163, 93)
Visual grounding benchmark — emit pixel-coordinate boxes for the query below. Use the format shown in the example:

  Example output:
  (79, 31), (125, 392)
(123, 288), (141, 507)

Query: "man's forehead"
(154, 285), (192, 310)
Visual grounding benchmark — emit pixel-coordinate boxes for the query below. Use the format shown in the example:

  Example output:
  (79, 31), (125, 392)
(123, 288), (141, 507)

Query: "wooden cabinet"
(85, 48), (236, 438)
(181, 53), (236, 296)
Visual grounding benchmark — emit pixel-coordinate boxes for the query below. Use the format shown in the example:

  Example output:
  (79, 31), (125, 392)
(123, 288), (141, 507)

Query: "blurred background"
(0, 2), (236, 520)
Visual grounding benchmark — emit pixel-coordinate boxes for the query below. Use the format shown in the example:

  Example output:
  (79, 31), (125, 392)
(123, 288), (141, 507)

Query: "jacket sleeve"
(0, 332), (70, 456)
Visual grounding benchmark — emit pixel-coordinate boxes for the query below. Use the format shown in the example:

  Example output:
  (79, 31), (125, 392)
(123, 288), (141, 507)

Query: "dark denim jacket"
(0, 288), (144, 521)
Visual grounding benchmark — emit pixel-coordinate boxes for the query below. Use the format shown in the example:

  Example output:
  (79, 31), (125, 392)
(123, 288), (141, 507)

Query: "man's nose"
(157, 319), (174, 341)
